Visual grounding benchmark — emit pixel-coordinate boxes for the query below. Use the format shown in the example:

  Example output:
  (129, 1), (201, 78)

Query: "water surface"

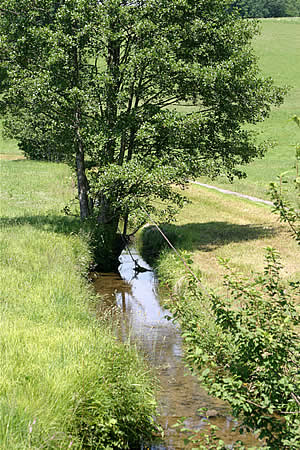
(93, 250), (258, 449)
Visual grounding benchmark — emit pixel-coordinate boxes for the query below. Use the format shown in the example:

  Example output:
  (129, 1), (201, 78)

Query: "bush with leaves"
(165, 248), (300, 448)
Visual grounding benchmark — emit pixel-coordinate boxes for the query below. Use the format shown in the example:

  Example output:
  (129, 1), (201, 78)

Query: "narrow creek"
(93, 249), (257, 449)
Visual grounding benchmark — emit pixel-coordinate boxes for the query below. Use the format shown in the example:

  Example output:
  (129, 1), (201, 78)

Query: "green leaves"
(87, 157), (187, 227)
(0, 0), (287, 260)
(163, 248), (300, 448)
(232, 0), (299, 18)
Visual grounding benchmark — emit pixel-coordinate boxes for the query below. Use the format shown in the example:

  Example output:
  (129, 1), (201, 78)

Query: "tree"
(0, 0), (285, 270)
(285, 0), (300, 16)
(232, 0), (299, 17)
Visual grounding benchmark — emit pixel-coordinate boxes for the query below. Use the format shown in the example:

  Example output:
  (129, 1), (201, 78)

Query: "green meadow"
(198, 18), (300, 201)
(0, 156), (157, 448)
(0, 120), (19, 156)
(140, 183), (300, 291)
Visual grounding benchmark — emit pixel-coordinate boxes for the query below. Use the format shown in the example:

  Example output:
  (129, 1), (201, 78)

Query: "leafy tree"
(0, 0), (285, 270)
(232, 0), (300, 17)
(285, 0), (300, 16)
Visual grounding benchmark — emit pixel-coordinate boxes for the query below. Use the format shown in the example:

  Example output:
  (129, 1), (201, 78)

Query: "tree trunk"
(71, 42), (90, 220)
(93, 12), (125, 270)
(93, 196), (125, 271)
(75, 138), (90, 220)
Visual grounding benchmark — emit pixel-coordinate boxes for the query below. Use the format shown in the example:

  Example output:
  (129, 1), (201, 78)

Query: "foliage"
(0, 0), (286, 266)
(269, 115), (300, 243)
(162, 249), (300, 449)
(232, 0), (300, 18)
(269, 179), (300, 242)
(172, 415), (228, 449)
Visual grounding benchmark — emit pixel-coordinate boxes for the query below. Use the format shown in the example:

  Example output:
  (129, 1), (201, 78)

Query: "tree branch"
(291, 392), (300, 406)
(0, 7), (20, 16)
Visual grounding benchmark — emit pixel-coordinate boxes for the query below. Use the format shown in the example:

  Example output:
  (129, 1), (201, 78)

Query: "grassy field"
(0, 156), (157, 449)
(0, 119), (20, 156)
(198, 18), (300, 201)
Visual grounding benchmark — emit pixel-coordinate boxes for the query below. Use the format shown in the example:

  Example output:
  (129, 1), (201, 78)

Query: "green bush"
(19, 138), (66, 162)
(160, 248), (300, 448)
(84, 219), (125, 272)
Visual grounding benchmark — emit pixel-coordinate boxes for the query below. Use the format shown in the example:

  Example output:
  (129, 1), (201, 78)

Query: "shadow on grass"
(171, 222), (276, 252)
(0, 214), (82, 235)
(141, 221), (276, 263)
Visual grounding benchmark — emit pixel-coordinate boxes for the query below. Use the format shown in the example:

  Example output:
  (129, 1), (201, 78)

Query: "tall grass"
(0, 158), (158, 449)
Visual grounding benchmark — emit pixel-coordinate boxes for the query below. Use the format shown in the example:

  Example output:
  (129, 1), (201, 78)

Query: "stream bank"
(93, 249), (259, 449)
(0, 158), (157, 449)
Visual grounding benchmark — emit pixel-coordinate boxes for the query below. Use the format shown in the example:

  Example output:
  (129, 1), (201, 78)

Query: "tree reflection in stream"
(93, 250), (258, 449)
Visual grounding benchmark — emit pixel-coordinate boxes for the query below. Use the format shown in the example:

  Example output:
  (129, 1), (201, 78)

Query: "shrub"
(163, 248), (300, 448)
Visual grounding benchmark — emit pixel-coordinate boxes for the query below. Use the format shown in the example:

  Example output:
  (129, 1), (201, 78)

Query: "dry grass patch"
(0, 154), (25, 160)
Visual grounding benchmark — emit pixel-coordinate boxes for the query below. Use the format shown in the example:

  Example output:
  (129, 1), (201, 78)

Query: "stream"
(93, 249), (258, 449)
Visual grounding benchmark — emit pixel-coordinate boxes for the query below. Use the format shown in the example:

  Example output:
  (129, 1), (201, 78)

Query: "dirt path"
(0, 154), (25, 160)
(191, 181), (274, 206)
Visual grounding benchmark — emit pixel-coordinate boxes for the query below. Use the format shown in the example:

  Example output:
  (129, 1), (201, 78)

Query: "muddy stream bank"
(93, 249), (257, 449)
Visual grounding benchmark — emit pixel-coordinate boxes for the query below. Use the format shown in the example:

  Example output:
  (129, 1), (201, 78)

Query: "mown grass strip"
(140, 183), (300, 292)
(0, 158), (157, 449)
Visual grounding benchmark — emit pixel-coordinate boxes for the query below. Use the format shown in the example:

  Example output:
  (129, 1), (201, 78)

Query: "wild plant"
(166, 248), (300, 449)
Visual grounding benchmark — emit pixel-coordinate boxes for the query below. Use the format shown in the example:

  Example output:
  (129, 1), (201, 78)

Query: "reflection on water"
(93, 250), (258, 449)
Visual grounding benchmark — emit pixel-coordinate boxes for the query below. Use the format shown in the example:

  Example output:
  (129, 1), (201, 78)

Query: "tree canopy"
(232, 0), (300, 18)
(0, 0), (286, 269)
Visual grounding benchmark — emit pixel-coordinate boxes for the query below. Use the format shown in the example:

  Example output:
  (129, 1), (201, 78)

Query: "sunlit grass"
(141, 183), (300, 297)
(0, 160), (75, 218)
(182, 184), (299, 286)
(0, 120), (20, 156)
(0, 159), (157, 449)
